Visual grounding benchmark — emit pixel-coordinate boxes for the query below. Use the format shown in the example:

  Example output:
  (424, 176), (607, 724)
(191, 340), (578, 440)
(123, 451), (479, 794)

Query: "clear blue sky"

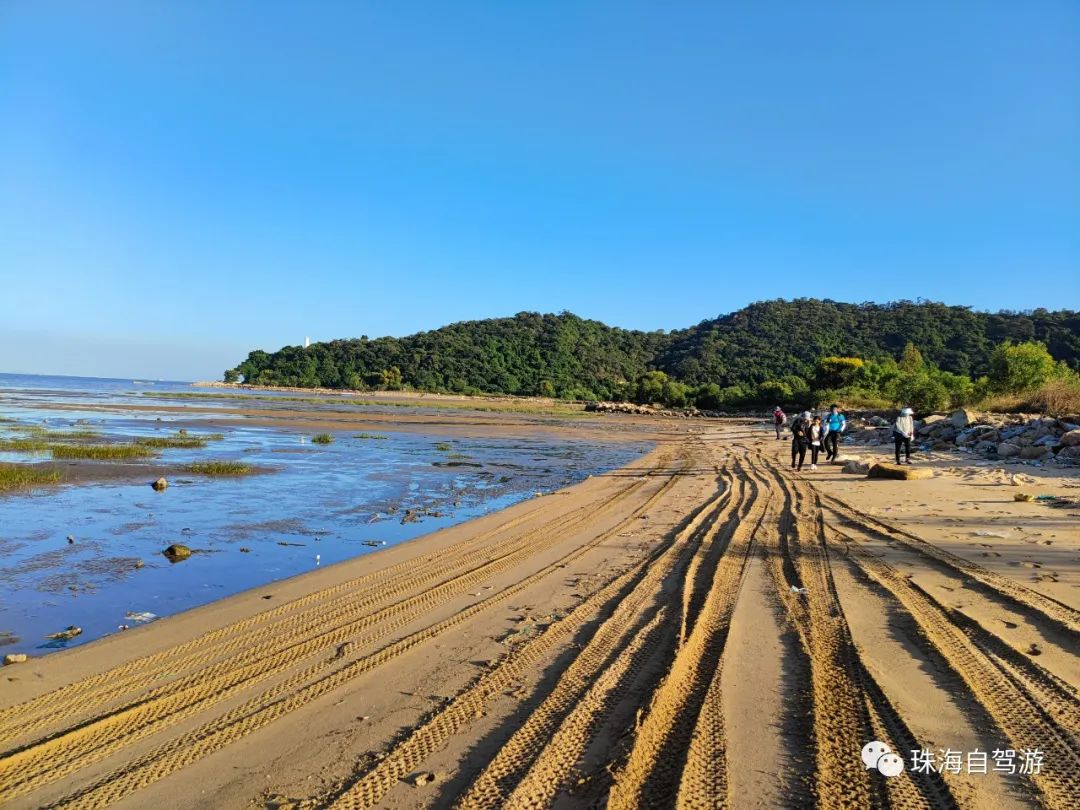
(2, 2), (1077, 381)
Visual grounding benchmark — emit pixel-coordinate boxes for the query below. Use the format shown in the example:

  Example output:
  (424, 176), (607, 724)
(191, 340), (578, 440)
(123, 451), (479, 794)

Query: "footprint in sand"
(1027, 643), (1042, 656)
(982, 552), (1001, 557)
(1001, 620), (1018, 629)
(1021, 562), (1042, 569)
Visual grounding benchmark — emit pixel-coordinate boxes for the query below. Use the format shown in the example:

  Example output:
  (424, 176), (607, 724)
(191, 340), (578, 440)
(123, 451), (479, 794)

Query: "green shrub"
(0, 464), (62, 492)
(50, 444), (154, 460)
(187, 460), (253, 475)
(989, 341), (1058, 394)
(311, 433), (334, 445)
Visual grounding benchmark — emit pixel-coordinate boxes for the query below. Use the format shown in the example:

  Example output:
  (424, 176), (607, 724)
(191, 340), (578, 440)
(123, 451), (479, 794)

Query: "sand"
(0, 418), (1076, 809)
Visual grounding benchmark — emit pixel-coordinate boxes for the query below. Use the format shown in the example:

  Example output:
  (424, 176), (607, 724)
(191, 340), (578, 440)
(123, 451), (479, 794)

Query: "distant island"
(226, 299), (1080, 414)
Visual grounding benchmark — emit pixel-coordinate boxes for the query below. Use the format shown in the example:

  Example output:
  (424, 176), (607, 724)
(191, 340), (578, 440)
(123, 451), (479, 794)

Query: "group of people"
(772, 404), (917, 472)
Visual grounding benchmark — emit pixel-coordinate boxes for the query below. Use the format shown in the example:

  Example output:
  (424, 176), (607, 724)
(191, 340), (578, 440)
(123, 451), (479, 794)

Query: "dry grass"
(187, 460), (254, 475)
(0, 464), (63, 493)
(978, 378), (1080, 417)
(49, 444), (154, 460)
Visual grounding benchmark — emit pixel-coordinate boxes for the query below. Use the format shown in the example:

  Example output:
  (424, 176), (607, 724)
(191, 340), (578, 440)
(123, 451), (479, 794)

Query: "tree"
(899, 343), (924, 373)
(223, 369), (240, 383)
(814, 357), (865, 390)
(988, 341), (1057, 393)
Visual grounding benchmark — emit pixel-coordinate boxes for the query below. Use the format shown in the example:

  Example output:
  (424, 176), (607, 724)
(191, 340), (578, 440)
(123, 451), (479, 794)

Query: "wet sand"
(0, 418), (1076, 809)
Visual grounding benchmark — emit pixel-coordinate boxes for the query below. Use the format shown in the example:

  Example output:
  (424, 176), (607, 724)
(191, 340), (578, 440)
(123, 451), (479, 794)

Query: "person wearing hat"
(893, 407), (915, 464)
(790, 410), (812, 471)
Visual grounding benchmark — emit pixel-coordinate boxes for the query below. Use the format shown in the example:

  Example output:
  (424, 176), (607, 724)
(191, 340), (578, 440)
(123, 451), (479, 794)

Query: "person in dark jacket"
(790, 410), (811, 471)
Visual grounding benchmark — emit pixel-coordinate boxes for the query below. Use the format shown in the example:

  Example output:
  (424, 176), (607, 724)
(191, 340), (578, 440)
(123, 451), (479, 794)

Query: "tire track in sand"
(827, 517), (1080, 808)
(0, 452), (674, 800)
(323, 454), (726, 810)
(37, 449), (692, 810)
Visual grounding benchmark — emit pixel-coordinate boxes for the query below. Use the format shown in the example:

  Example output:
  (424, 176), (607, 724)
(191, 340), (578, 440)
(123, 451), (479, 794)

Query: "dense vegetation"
(226, 301), (1080, 412)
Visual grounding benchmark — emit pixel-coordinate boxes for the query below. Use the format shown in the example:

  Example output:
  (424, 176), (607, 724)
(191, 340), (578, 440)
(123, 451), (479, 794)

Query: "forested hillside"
(654, 300), (1080, 386)
(226, 300), (1080, 407)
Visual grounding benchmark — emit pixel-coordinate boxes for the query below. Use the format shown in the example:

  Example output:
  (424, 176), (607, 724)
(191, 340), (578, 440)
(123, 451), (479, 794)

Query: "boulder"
(867, 463), (934, 481)
(917, 415), (946, 435)
(151, 477), (168, 491)
(868, 416), (890, 427)
(1055, 445), (1080, 463)
(1034, 435), (1060, 447)
(1020, 446), (1050, 460)
(842, 460), (871, 475)
(996, 443), (1021, 458)
(951, 409), (976, 428)
(974, 440), (998, 454)
(3, 653), (27, 665)
(1060, 429), (1080, 448)
(162, 543), (192, 562)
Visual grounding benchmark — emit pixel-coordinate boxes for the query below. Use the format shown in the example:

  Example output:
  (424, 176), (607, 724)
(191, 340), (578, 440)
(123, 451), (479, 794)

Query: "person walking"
(773, 406), (787, 440)
(790, 410), (811, 471)
(824, 404), (846, 462)
(894, 407), (915, 464)
(808, 415), (823, 470)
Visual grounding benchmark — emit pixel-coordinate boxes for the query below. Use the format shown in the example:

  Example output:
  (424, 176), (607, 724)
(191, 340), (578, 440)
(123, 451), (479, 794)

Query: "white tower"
(304, 336), (311, 348)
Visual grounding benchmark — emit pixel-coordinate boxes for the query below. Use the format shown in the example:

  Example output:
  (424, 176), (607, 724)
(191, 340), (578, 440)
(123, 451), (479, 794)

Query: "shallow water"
(0, 376), (649, 655)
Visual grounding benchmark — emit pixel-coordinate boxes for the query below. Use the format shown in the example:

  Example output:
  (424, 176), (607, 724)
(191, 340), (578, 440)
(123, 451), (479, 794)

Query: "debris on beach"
(409, 771), (439, 787)
(3, 653), (28, 665)
(45, 625), (82, 641)
(361, 540), (385, 547)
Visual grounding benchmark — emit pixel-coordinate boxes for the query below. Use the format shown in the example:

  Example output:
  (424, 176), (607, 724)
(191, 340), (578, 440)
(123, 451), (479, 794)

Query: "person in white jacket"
(893, 407), (915, 464)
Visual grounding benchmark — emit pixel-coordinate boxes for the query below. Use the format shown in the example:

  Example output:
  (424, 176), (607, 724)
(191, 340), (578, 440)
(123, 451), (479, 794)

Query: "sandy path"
(0, 422), (1077, 809)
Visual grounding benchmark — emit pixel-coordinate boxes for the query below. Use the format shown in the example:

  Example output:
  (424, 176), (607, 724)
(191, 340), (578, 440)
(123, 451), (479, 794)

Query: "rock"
(152, 477), (168, 491)
(1055, 445), (1080, 463)
(1034, 434), (1059, 447)
(868, 416), (890, 427)
(831, 455), (860, 464)
(1060, 429), (1080, 448)
(66, 535), (75, 544)
(867, 463), (934, 481)
(162, 543), (192, 562)
(842, 460), (871, 475)
(1014, 492), (1036, 502)
(917, 415), (947, 435)
(3, 653), (27, 665)
(45, 625), (82, 641)
(996, 443), (1021, 458)
(1021, 446), (1050, 460)
(410, 772), (438, 787)
(950, 409), (976, 428)
(974, 440), (998, 454)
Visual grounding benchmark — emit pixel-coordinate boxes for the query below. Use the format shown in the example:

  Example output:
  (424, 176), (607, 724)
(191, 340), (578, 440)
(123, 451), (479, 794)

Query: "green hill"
(226, 300), (1080, 404)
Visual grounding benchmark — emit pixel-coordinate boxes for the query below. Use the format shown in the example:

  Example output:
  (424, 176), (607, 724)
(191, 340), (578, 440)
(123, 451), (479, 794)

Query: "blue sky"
(2, 2), (1077, 380)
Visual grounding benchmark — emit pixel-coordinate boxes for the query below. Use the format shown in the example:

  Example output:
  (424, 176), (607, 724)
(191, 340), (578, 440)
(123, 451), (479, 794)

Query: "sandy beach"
(0, 411), (1076, 809)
